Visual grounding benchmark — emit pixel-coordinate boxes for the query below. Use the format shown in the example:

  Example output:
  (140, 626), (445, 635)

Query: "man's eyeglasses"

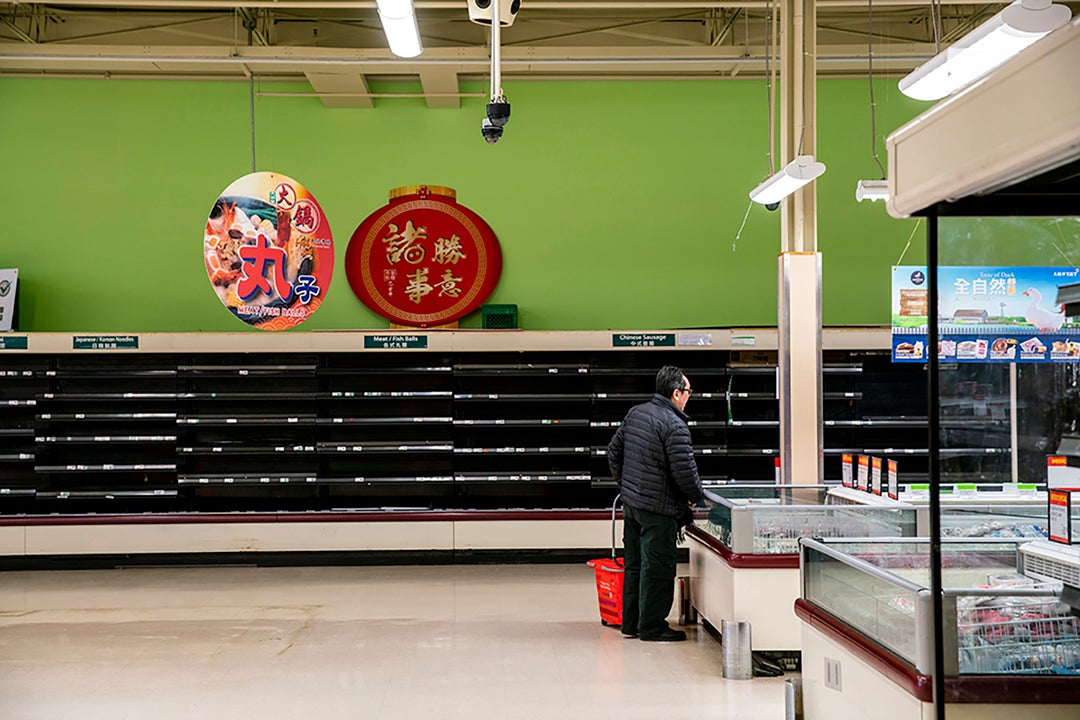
(677, 386), (693, 396)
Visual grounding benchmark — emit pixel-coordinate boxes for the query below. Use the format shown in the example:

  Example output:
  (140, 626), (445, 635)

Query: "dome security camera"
(468, 0), (521, 27)
(481, 118), (503, 144)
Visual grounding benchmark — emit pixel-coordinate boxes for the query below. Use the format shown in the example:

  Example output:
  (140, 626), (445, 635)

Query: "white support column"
(778, 253), (823, 484)
(778, 0), (822, 484)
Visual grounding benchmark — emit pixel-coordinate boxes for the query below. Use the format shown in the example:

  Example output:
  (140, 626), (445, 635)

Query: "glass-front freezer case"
(687, 484), (917, 653)
(796, 537), (1079, 720)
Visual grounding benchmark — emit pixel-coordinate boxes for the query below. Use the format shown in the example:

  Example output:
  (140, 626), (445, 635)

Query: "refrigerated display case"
(797, 537), (1079, 720)
(828, 483), (1070, 540)
(687, 484), (916, 652)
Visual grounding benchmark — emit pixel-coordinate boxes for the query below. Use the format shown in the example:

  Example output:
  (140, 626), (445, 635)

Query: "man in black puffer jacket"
(607, 365), (704, 642)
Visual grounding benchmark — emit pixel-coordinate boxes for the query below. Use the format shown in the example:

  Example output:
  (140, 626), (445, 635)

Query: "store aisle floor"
(0, 563), (789, 720)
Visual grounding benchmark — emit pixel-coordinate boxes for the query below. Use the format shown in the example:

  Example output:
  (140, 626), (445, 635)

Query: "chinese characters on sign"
(611, 333), (677, 348)
(363, 334), (429, 350)
(73, 335), (139, 350)
(345, 186), (502, 327)
(891, 266), (1080, 363)
(204, 172), (334, 331)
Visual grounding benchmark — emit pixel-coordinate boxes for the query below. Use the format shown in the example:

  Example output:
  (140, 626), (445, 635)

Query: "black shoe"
(621, 628), (638, 638)
(639, 628), (687, 642)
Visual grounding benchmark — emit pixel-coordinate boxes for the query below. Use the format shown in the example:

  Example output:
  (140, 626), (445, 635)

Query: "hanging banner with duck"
(203, 172), (334, 330)
(891, 266), (1080, 363)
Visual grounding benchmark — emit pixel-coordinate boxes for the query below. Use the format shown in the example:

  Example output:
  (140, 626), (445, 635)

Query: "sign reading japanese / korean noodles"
(891, 266), (1080, 363)
(203, 172), (333, 330)
(345, 185), (502, 327)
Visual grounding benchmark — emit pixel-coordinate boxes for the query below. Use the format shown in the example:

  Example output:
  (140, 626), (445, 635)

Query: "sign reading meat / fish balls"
(203, 172), (334, 330)
(345, 185), (502, 327)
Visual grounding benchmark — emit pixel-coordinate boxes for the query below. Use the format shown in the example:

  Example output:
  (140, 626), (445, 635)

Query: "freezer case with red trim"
(686, 485), (915, 653)
(797, 537), (1080, 720)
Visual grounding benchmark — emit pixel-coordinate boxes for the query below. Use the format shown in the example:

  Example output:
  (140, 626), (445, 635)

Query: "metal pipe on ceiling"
(0, 51), (934, 65)
(7, 0), (1010, 9)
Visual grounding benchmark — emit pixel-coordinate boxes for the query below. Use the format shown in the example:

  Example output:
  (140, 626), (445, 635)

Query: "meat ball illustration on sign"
(203, 172), (334, 330)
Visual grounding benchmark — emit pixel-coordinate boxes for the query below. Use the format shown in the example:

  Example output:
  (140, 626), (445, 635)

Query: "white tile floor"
(0, 563), (790, 720)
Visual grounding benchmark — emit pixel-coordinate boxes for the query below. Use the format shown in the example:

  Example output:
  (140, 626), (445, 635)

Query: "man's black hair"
(655, 365), (686, 397)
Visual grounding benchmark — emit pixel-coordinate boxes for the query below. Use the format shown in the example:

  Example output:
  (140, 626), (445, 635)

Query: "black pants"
(621, 504), (678, 638)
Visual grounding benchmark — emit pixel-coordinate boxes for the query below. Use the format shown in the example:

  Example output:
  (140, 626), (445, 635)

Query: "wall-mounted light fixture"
(899, 0), (1071, 101)
(376, 0), (423, 58)
(749, 155), (827, 207)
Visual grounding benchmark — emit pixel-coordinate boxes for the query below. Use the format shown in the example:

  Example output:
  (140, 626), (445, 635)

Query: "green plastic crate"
(482, 304), (518, 329)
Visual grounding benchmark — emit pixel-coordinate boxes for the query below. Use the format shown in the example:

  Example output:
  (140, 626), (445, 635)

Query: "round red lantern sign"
(345, 186), (502, 327)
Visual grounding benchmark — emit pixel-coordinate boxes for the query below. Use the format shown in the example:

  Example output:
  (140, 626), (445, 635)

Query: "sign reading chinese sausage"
(204, 172), (333, 330)
(345, 186), (502, 327)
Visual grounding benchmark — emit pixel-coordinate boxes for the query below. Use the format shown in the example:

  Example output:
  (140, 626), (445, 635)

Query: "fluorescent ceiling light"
(749, 155), (827, 206)
(376, 0), (422, 58)
(855, 180), (889, 203)
(899, 0), (1071, 101)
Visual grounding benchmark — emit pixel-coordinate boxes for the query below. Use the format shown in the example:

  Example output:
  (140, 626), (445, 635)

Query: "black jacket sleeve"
(607, 423), (625, 486)
(663, 422), (704, 504)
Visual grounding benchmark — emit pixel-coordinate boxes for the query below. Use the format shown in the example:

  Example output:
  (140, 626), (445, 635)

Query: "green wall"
(0, 76), (927, 332)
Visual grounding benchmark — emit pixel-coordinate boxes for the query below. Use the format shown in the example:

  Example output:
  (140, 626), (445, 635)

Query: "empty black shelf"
(177, 365), (316, 375)
(177, 392), (314, 400)
(39, 435), (177, 443)
(320, 416), (452, 425)
(36, 463), (177, 472)
(178, 474), (318, 485)
(40, 412), (177, 421)
(320, 475), (454, 484)
(0, 488), (37, 496)
(590, 393), (652, 401)
(40, 393), (176, 400)
(825, 419), (926, 427)
(455, 446), (590, 455)
(454, 364), (589, 375)
(455, 393), (590, 401)
(177, 416), (316, 426)
(317, 441), (453, 453)
(454, 472), (592, 482)
(178, 444), (316, 455)
(45, 370), (177, 378)
(453, 419), (588, 427)
(324, 391), (452, 399)
(36, 489), (177, 499)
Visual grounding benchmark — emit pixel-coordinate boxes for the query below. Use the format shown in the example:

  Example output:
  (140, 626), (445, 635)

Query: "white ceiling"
(1, 1), (1074, 107)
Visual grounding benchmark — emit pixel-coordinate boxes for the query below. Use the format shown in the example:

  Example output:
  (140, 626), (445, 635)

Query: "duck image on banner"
(1022, 288), (1066, 333)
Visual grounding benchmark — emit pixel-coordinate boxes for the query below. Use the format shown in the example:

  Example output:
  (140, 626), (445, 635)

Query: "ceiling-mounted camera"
(482, 97), (510, 144)
(468, 0), (521, 27)
(765, 202), (780, 212)
(481, 118), (504, 144)
(486, 101), (510, 127)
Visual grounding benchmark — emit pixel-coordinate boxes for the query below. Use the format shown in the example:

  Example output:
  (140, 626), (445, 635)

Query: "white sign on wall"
(0, 269), (17, 332)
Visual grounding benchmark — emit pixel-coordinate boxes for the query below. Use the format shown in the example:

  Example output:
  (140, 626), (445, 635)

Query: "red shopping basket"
(586, 494), (624, 626)
(586, 556), (624, 626)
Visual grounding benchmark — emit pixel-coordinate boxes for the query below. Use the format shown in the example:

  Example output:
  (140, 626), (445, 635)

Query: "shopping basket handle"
(610, 493), (620, 560)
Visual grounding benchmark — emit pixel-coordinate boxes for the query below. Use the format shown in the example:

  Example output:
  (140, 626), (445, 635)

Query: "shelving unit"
(0, 330), (940, 517)
(0, 359), (47, 510)
(318, 355), (454, 506)
(34, 356), (178, 512)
